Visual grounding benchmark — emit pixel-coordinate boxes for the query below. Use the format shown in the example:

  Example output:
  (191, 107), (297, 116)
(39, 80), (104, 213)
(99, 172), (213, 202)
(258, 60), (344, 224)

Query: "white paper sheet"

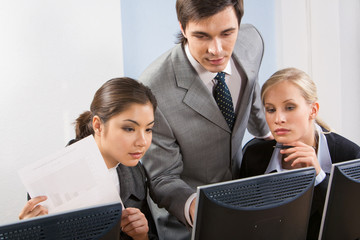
(18, 136), (122, 214)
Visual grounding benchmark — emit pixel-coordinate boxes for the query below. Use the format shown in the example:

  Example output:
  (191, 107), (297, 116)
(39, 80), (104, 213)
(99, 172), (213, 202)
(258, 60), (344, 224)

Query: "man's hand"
(190, 197), (196, 224)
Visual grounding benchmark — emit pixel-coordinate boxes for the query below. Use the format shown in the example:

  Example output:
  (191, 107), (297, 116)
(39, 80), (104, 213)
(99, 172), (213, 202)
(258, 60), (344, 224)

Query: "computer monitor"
(318, 158), (360, 240)
(0, 202), (122, 240)
(191, 167), (316, 240)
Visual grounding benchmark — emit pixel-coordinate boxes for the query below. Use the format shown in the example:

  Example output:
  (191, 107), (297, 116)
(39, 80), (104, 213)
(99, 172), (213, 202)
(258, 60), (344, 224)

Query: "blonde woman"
(240, 68), (360, 240)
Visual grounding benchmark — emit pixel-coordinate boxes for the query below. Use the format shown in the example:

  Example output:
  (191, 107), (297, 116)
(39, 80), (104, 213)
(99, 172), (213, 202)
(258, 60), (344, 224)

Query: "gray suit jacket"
(140, 24), (269, 236)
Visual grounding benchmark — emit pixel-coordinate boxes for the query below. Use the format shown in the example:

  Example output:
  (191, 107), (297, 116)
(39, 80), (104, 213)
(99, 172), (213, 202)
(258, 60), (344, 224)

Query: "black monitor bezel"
(318, 158), (360, 240)
(0, 201), (122, 240)
(191, 167), (316, 240)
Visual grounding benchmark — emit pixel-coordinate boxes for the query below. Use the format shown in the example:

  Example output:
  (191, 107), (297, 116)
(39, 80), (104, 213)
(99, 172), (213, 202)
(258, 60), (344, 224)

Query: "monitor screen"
(191, 167), (316, 240)
(319, 158), (360, 240)
(0, 202), (122, 240)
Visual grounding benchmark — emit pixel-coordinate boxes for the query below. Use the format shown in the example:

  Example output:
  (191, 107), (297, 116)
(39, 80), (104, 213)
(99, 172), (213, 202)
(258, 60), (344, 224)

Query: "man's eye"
(222, 31), (233, 36)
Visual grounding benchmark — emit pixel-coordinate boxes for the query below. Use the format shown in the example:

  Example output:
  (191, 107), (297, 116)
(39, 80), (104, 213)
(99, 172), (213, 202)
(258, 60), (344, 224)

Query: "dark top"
(240, 131), (360, 240)
(102, 163), (158, 240)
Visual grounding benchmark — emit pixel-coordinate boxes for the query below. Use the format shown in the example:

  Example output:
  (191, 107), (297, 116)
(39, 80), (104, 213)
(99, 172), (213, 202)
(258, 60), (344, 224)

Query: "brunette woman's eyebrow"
(147, 121), (155, 126)
(123, 119), (139, 126)
(123, 119), (155, 126)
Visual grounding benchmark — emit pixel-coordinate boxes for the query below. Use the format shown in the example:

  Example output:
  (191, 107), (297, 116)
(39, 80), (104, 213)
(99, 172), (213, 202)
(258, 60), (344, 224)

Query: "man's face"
(181, 6), (239, 73)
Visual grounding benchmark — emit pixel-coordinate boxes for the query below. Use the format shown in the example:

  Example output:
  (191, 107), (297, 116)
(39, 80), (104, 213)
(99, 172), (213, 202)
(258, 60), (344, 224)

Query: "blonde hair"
(261, 67), (331, 131)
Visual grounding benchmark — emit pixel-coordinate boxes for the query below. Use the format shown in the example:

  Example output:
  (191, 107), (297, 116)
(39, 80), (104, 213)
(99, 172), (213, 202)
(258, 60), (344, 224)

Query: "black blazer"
(240, 131), (360, 240)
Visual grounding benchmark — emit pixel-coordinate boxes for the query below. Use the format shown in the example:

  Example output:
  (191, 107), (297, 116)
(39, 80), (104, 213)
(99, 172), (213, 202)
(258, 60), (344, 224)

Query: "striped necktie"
(213, 72), (235, 130)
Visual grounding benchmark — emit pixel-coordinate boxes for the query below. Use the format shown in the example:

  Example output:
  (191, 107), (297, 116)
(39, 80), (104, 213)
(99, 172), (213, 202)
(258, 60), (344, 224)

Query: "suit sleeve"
(247, 80), (270, 137)
(243, 25), (270, 138)
(142, 107), (195, 225)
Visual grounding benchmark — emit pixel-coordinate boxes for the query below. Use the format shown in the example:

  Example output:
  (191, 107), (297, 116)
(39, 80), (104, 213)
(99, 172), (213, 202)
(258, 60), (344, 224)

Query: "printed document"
(18, 136), (122, 214)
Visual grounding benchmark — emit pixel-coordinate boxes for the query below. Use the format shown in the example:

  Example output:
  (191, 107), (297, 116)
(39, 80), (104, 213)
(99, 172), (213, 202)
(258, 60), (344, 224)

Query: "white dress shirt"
(184, 44), (241, 110)
(108, 163), (124, 209)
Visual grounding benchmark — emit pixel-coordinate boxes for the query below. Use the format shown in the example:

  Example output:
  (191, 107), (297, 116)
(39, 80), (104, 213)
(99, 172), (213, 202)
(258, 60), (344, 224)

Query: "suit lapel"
(172, 45), (230, 132)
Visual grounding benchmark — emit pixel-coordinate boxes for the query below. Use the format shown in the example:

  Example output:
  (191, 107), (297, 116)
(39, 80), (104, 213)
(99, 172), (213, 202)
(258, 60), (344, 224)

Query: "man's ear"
(179, 21), (186, 38)
(92, 115), (102, 136)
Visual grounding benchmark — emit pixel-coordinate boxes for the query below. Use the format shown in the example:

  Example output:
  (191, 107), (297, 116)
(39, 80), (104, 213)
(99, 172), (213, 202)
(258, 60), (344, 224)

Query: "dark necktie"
(213, 72), (235, 130)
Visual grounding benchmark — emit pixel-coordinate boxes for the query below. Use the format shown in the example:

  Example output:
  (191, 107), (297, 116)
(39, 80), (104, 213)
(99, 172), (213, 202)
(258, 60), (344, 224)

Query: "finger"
(122, 207), (138, 215)
(284, 141), (306, 147)
(282, 151), (300, 162)
(122, 217), (149, 237)
(19, 205), (48, 220)
(281, 146), (310, 156)
(124, 224), (149, 238)
(284, 141), (315, 152)
(291, 157), (310, 167)
(121, 216), (146, 230)
(282, 147), (316, 161)
(19, 196), (47, 220)
(29, 205), (48, 217)
(26, 196), (48, 210)
(121, 209), (140, 227)
(292, 154), (321, 169)
(122, 217), (147, 231)
(121, 210), (147, 230)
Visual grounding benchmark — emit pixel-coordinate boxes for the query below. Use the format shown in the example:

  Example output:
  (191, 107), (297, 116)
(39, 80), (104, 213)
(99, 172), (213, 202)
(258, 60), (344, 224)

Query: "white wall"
(275, 0), (360, 145)
(0, 0), (123, 225)
(338, 0), (360, 144)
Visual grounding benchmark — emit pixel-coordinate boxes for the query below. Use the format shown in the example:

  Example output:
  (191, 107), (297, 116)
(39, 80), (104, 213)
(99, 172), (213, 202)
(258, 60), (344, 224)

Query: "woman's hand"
(121, 207), (149, 240)
(18, 196), (48, 220)
(281, 141), (321, 175)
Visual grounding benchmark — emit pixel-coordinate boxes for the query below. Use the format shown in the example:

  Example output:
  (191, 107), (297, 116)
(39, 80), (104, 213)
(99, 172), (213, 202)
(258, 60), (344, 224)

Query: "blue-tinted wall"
(120, 0), (276, 84)
(120, 0), (178, 79)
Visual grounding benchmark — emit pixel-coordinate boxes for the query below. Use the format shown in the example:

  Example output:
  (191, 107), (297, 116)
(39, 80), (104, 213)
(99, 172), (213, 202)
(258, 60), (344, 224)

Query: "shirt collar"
(184, 44), (232, 86)
(265, 143), (284, 174)
(265, 123), (333, 174)
(315, 123), (332, 173)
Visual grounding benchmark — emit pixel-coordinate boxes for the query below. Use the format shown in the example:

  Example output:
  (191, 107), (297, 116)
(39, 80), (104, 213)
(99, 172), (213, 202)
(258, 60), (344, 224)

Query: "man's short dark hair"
(176, 0), (244, 45)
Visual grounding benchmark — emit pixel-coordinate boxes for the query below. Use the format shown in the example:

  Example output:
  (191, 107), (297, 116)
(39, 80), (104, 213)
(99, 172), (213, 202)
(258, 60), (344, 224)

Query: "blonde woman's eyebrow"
(282, 99), (295, 103)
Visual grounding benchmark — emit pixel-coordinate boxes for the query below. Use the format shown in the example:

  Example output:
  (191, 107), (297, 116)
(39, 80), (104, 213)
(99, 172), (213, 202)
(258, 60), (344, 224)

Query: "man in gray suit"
(140, 0), (271, 239)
